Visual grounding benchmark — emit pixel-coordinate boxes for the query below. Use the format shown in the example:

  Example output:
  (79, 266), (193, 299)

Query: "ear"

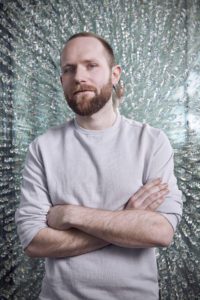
(111, 65), (122, 86)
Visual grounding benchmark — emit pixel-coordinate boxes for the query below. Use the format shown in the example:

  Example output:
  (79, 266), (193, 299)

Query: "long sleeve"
(15, 138), (52, 249)
(145, 130), (183, 231)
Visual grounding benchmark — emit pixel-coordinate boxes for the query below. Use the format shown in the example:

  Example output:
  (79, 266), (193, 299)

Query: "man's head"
(60, 32), (123, 116)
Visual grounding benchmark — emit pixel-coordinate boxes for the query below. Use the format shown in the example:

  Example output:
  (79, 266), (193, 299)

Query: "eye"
(62, 66), (75, 74)
(87, 63), (98, 69)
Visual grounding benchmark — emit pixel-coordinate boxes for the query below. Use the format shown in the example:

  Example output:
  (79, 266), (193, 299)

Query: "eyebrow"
(62, 63), (75, 69)
(62, 59), (99, 69)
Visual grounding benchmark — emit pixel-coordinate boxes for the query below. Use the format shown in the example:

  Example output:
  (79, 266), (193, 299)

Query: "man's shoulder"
(121, 115), (163, 138)
(121, 115), (172, 159)
(32, 118), (74, 146)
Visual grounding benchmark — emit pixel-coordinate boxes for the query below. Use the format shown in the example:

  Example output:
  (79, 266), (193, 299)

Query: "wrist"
(64, 205), (85, 228)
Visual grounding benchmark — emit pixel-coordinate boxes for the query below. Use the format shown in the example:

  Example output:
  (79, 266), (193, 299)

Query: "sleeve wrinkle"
(146, 130), (183, 231)
(15, 138), (51, 249)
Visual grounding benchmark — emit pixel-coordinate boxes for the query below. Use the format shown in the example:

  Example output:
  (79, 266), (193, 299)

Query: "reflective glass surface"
(0, 0), (200, 299)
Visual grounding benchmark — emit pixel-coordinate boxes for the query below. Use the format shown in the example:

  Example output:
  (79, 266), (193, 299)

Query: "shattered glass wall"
(0, 0), (200, 299)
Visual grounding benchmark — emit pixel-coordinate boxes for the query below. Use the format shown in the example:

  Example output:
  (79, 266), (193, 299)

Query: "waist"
(43, 245), (158, 299)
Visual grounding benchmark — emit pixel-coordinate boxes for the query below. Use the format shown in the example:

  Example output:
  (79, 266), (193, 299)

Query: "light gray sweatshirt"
(15, 112), (182, 300)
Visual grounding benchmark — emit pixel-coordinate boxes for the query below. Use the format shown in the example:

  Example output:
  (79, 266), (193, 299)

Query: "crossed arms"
(25, 179), (174, 258)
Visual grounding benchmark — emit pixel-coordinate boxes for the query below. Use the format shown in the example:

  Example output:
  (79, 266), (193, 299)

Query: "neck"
(75, 99), (117, 130)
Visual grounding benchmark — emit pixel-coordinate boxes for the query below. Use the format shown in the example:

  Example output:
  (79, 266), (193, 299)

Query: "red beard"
(64, 79), (113, 116)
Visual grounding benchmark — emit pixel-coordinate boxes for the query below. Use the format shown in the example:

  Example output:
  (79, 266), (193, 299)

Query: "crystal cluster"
(0, 0), (200, 299)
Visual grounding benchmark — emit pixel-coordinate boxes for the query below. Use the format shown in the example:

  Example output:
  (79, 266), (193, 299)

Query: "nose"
(74, 65), (87, 83)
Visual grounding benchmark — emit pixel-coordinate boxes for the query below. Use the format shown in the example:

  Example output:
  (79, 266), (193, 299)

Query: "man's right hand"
(125, 179), (169, 211)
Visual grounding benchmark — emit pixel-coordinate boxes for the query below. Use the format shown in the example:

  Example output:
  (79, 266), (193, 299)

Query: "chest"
(45, 134), (147, 210)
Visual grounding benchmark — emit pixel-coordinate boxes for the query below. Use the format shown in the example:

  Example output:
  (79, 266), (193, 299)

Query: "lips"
(74, 90), (90, 95)
(73, 85), (96, 95)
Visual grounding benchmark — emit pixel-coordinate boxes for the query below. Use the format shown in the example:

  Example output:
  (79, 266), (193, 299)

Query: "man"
(15, 32), (182, 300)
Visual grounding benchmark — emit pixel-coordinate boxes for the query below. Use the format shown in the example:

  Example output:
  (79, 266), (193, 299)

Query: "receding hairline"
(60, 32), (116, 68)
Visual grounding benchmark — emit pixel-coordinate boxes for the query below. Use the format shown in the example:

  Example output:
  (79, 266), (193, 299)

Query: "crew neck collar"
(73, 111), (121, 135)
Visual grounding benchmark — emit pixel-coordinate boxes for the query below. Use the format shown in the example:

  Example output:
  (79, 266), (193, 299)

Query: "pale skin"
(46, 180), (171, 250)
(25, 179), (172, 258)
(60, 36), (121, 130)
(25, 36), (174, 258)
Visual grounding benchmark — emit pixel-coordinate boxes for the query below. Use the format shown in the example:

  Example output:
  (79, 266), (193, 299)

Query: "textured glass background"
(0, 0), (200, 299)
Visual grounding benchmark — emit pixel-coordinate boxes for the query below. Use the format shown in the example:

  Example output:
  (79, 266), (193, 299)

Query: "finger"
(146, 196), (166, 211)
(142, 188), (169, 209)
(132, 179), (165, 201)
(127, 187), (169, 210)
(142, 183), (168, 201)
(130, 183), (168, 208)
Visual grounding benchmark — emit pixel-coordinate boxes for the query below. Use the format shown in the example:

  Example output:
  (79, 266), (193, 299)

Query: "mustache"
(73, 85), (96, 95)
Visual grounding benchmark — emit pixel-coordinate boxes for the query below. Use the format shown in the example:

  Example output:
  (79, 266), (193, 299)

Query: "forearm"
(70, 207), (174, 248)
(25, 227), (109, 258)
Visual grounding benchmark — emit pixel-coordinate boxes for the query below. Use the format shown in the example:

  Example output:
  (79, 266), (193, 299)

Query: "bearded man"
(15, 32), (182, 300)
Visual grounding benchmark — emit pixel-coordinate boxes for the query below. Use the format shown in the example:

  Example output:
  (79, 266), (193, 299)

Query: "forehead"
(61, 37), (108, 65)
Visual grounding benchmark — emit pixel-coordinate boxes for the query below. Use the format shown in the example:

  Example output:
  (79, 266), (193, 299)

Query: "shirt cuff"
(159, 213), (181, 232)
